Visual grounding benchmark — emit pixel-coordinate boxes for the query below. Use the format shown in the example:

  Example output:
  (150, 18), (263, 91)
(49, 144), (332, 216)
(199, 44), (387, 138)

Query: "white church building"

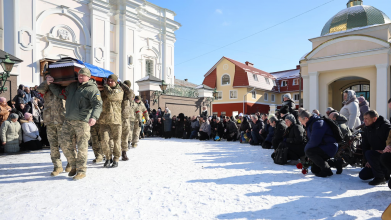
(0, 0), (181, 93)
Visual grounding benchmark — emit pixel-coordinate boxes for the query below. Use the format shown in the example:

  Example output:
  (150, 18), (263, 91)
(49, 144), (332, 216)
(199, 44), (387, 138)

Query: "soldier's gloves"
(139, 121), (142, 127)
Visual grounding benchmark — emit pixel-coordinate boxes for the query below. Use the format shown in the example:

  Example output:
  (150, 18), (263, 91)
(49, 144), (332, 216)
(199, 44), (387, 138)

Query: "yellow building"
(300, 0), (391, 117)
(202, 57), (302, 117)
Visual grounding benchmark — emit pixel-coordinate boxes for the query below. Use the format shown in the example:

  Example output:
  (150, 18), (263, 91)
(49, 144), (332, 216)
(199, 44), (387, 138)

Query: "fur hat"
(357, 96), (365, 103)
(283, 93), (292, 100)
(284, 114), (296, 124)
(134, 96), (140, 100)
(279, 105), (289, 115)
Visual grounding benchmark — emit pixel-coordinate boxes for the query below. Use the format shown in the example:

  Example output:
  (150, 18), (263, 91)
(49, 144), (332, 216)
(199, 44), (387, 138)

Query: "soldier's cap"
(124, 80), (131, 87)
(134, 96), (140, 100)
(78, 68), (91, 77)
(108, 74), (118, 82)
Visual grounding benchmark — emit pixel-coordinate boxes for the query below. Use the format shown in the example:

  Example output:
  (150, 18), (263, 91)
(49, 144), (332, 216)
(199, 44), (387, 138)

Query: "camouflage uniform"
(49, 78), (102, 175)
(36, 81), (66, 169)
(90, 123), (102, 160)
(99, 84), (123, 162)
(119, 83), (134, 151)
(129, 101), (149, 147)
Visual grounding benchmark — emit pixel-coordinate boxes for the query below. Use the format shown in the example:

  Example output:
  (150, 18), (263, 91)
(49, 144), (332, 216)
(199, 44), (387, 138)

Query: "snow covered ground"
(0, 138), (390, 220)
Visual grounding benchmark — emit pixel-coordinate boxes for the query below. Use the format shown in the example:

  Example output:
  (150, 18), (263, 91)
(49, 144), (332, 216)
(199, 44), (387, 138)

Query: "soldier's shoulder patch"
(96, 94), (101, 101)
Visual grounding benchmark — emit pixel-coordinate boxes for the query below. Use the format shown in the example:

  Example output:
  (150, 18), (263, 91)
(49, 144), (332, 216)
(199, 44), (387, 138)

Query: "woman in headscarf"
(13, 89), (25, 106)
(357, 96), (370, 123)
(1, 113), (22, 153)
(20, 113), (42, 151)
(340, 90), (361, 130)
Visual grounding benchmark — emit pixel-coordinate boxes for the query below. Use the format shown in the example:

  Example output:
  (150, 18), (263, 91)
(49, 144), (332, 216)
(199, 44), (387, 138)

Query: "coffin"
(48, 58), (113, 90)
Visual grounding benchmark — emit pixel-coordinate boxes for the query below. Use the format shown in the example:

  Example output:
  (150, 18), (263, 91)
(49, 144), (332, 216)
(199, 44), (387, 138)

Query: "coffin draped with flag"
(47, 57), (113, 90)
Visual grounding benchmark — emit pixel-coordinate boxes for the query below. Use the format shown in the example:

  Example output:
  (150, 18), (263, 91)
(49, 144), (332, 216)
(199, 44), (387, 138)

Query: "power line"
(175, 0), (335, 66)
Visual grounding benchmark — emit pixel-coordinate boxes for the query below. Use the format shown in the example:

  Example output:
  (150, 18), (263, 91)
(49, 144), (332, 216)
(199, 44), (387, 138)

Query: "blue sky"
(148, 0), (391, 85)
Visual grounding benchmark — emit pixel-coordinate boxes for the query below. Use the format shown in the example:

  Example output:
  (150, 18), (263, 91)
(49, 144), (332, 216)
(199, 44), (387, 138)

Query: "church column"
(308, 72), (319, 111)
(302, 75), (309, 110)
(89, 1), (111, 69)
(376, 63), (389, 117)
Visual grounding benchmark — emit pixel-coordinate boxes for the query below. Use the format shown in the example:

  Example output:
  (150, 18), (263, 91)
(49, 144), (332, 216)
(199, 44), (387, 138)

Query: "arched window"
(222, 74), (230, 85)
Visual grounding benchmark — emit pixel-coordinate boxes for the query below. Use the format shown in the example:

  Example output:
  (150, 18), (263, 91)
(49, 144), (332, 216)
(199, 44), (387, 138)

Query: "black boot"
(335, 159), (343, 175)
(104, 159), (112, 168)
(111, 161), (118, 168)
(388, 179), (391, 189)
(315, 168), (333, 178)
(368, 177), (386, 186)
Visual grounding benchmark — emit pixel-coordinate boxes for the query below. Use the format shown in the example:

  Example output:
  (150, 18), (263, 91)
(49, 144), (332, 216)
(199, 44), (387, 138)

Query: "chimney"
(184, 79), (188, 82)
(245, 61), (254, 67)
(296, 65), (300, 70)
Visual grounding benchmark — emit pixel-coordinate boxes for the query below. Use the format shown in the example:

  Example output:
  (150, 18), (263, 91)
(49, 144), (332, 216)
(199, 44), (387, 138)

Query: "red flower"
(302, 169), (308, 175)
(296, 163), (303, 169)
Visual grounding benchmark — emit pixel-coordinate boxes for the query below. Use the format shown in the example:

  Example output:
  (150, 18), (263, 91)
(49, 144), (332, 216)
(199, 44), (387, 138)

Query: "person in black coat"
(176, 113), (185, 138)
(262, 120), (274, 149)
(250, 115), (263, 145)
(239, 116), (251, 135)
(359, 110), (391, 185)
(210, 117), (218, 139)
(215, 117), (224, 140)
(171, 115), (177, 137)
(284, 114), (306, 162)
(269, 115), (287, 149)
(183, 117), (191, 139)
(201, 106), (208, 118)
(224, 116), (238, 141)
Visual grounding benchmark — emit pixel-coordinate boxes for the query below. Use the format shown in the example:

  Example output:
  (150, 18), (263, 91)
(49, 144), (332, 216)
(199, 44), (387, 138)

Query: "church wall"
(311, 40), (386, 59)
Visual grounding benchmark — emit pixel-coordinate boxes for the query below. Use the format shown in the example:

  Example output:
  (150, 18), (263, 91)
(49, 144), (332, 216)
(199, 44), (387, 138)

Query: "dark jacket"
(225, 120), (238, 134)
(216, 121), (224, 137)
(252, 119), (263, 135)
(305, 115), (338, 158)
(49, 79), (102, 122)
(240, 117), (251, 132)
(359, 100), (370, 122)
(285, 123), (306, 145)
(201, 110), (208, 118)
(265, 125), (275, 143)
(334, 114), (351, 138)
(361, 116), (391, 154)
(13, 90), (25, 106)
(191, 119), (200, 131)
(272, 119), (287, 149)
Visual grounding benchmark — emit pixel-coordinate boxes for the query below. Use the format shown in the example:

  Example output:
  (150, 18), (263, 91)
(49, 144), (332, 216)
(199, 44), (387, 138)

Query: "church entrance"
(328, 76), (370, 111)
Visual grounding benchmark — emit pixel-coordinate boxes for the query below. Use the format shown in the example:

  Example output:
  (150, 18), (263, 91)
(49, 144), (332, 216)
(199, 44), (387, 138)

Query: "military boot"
(111, 161), (118, 168)
(50, 167), (63, 176)
(68, 168), (77, 177)
(132, 143), (138, 148)
(73, 173), (86, 181)
(128, 141), (131, 150)
(93, 157), (103, 163)
(122, 151), (129, 161)
(104, 158), (113, 168)
(65, 163), (72, 173)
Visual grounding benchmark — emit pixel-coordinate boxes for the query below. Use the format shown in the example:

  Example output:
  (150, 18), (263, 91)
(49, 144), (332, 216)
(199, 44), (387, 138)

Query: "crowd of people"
(1, 68), (391, 187)
(139, 91), (391, 189)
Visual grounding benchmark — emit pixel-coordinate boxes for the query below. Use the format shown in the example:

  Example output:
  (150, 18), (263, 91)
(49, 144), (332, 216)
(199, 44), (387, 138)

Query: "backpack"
(310, 116), (344, 143)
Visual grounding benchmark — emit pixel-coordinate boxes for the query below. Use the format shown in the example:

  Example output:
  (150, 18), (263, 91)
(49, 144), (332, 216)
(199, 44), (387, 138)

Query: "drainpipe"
(299, 65), (302, 107)
(244, 87), (256, 114)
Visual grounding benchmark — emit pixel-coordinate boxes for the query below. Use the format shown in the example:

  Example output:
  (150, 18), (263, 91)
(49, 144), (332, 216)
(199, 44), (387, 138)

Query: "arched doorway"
(328, 76), (370, 111)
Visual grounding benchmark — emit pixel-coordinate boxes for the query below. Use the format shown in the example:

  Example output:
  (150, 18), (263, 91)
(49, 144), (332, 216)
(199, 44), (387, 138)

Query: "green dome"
(321, 0), (391, 36)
